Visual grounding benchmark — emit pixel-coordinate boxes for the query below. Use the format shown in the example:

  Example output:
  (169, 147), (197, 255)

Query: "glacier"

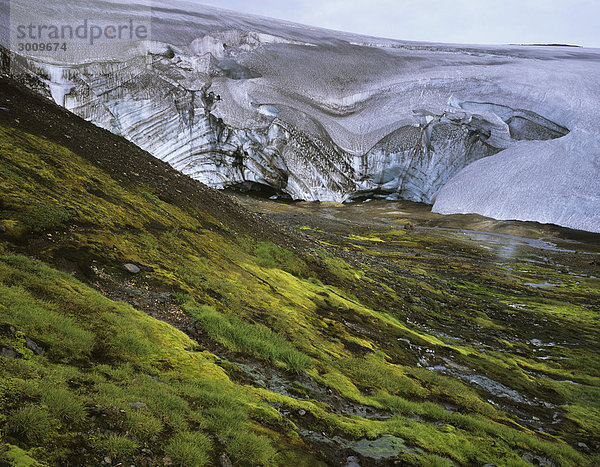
(2, 0), (599, 232)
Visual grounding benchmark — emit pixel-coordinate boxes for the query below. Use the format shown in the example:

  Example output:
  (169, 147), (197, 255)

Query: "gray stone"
(219, 453), (233, 467)
(25, 336), (45, 355)
(345, 456), (361, 467)
(0, 324), (17, 337)
(521, 452), (553, 466)
(1, 347), (18, 358)
(298, 409), (306, 416)
(124, 263), (140, 274)
(129, 402), (148, 410)
(340, 434), (409, 460)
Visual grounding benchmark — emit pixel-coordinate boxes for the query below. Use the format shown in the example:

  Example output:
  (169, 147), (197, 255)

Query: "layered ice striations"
(4, 0), (600, 232)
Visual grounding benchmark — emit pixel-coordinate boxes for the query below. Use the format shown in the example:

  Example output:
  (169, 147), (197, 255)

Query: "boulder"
(124, 263), (141, 274)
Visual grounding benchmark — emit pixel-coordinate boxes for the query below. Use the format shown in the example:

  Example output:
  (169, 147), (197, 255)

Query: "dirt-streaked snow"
(3, 0), (599, 232)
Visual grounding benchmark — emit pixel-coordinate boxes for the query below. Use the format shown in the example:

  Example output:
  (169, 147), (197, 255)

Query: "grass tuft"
(188, 305), (312, 372)
(94, 433), (139, 460)
(7, 405), (55, 444)
(165, 431), (212, 466)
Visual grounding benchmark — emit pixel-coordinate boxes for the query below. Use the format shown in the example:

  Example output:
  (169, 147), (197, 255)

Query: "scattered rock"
(303, 432), (413, 461)
(577, 442), (589, 451)
(25, 336), (45, 355)
(520, 452), (554, 466)
(162, 455), (173, 465)
(0, 324), (17, 337)
(404, 222), (415, 231)
(352, 434), (411, 460)
(219, 453), (233, 467)
(298, 409), (306, 416)
(157, 292), (171, 302)
(103, 456), (112, 464)
(124, 263), (141, 274)
(129, 402), (148, 410)
(1, 347), (18, 358)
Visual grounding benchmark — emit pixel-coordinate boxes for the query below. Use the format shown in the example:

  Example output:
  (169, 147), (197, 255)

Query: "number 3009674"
(17, 42), (67, 52)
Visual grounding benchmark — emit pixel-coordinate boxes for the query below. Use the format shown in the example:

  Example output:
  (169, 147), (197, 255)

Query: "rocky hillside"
(4, 0), (600, 232)
(1, 75), (599, 466)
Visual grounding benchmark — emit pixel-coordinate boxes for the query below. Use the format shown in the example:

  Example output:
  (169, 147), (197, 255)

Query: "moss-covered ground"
(0, 77), (598, 465)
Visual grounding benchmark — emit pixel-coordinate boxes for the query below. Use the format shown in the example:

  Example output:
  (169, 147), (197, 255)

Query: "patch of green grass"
(25, 202), (72, 233)
(165, 431), (212, 466)
(188, 305), (312, 372)
(247, 239), (312, 278)
(126, 410), (164, 440)
(319, 251), (363, 281)
(226, 431), (276, 466)
(93, 433), (139, 459)
(141, 191), (162, 207)
(338, 352), (427, 398)
(6, 405), (56, 444)
(42, 387), (86, 425)
(0, 283), (95, 362)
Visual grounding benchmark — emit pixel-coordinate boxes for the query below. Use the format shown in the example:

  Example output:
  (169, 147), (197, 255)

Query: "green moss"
(0, 219), (28, 241)
(0, 253), (297, 465)
(338, 352), (427, 398)
(1, 444), (43, 466)
(320, 252), (363, 281)
(141, 191), (162, 207)
(0, 121), (597, 465)
(312, 369), (371, 405)
(21, 202), (72, 233)
(241, 238), (313, 278)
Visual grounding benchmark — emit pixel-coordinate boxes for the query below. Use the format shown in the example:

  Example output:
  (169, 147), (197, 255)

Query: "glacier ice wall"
(433, 130), (600, 232)
(4, 0), (599, 232)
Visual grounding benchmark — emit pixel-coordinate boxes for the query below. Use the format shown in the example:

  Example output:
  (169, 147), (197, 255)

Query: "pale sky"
(196, 0), (600, 48)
